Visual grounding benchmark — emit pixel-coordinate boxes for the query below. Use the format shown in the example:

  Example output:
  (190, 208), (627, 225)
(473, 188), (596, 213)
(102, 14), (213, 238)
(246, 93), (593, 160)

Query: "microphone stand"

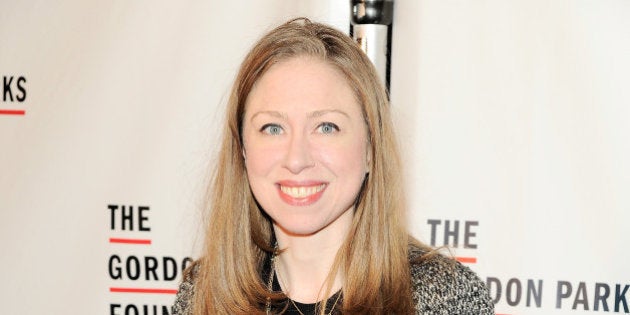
(350, 0), (394, 92)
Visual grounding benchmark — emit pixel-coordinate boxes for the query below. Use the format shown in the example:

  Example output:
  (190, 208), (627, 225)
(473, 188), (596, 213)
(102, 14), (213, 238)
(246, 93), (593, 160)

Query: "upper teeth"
(280, 184), (326, 198)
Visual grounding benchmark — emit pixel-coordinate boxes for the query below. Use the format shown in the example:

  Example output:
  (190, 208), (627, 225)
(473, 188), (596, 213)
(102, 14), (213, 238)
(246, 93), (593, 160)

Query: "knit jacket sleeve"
(409, 249), (494, 315)
(172, 263), (197, 315)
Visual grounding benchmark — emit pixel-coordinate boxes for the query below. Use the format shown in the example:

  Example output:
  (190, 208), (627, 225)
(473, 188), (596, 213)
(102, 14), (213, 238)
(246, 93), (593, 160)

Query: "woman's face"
(242, 56), (370, 236)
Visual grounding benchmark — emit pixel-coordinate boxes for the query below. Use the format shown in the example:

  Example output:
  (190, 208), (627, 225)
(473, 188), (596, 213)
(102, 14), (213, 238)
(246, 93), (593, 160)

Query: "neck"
(273, 209), (353, 303)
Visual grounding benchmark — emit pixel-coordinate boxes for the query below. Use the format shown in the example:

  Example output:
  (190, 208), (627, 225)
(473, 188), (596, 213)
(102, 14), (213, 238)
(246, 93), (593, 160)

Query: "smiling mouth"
(276, 182), (328, 206)
(279, 184), (327, 198)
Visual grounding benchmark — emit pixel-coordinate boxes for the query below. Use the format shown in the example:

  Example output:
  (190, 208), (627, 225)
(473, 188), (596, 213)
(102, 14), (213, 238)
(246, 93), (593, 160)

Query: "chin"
(273, 219), (326, 237)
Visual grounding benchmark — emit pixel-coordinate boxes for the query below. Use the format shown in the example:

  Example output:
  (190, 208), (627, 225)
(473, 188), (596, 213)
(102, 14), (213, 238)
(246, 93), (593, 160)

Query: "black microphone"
(350, 0), (394, 91)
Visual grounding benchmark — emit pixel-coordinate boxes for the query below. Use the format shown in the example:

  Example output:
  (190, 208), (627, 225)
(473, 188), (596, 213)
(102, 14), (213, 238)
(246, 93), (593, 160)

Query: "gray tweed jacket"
(172, 246), (494, 314)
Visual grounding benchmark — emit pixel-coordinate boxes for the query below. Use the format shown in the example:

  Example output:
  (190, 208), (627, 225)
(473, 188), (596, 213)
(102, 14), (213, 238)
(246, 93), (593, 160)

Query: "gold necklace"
(265, 248), (341, 315)
(265, 251), (276, 314)
(287, 290), (341, 315)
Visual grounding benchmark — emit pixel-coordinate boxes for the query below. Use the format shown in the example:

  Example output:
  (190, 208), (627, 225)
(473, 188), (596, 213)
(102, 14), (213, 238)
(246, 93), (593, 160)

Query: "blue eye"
(261, 124), (283, 135)
(317, 122), (339, 134)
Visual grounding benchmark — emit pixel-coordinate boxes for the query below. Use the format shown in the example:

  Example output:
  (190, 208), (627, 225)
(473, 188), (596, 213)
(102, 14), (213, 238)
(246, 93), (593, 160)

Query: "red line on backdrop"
(110, 287), (178, 294)
(0, 109), (26, 115)
(456, 256), (477, 263)
(109, 237), (151, 245)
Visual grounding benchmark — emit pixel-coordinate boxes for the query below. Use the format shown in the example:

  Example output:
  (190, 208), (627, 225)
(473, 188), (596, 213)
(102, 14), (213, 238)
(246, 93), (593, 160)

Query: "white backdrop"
(1, 1), (628, 314)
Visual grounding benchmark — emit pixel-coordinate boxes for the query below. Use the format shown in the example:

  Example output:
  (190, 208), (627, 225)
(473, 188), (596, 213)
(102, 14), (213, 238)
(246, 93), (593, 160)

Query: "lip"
(276, 180), (328, 206)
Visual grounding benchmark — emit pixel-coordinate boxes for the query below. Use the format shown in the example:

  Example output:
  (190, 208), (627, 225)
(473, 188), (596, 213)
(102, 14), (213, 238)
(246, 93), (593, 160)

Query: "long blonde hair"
(192, 18), (425, 314)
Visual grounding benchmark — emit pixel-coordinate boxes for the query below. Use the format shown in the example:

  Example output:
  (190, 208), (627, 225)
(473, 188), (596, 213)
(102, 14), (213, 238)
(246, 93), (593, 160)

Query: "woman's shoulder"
(172, 261), (200, 315)
(408, 244), (495, 314)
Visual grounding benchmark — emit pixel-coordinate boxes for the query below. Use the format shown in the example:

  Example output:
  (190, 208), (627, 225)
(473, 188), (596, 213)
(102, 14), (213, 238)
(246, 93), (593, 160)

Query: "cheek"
(245, 146), (276, 176)
(316, 140), (369, 176)
(243, 133), (282, 177)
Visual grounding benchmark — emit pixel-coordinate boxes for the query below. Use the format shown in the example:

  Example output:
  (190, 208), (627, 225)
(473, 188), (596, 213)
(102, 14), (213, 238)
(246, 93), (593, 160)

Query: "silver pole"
(350, 0), (394, 91)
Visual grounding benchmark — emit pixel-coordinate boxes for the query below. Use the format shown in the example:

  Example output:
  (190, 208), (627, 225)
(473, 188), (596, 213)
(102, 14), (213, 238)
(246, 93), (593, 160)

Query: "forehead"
(244, 56), (360, 115)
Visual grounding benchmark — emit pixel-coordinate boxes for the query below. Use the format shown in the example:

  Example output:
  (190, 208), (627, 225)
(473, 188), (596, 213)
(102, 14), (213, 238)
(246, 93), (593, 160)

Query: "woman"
(173, 18), (494, 315)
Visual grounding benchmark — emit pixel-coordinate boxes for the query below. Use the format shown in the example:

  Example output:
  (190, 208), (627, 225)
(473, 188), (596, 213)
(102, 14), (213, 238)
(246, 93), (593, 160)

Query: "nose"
(282, 131), (315, 174)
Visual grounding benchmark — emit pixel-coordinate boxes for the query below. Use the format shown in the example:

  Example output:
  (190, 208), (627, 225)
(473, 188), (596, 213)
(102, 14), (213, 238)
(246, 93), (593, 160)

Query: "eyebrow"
(250, 109), (350, 122)
(308, 109), (350, 119)
(249, 111), (287, 122)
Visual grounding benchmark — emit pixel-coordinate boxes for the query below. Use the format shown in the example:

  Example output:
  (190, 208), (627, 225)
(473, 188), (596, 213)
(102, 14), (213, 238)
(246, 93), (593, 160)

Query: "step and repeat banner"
(1, 1), (627, 314)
